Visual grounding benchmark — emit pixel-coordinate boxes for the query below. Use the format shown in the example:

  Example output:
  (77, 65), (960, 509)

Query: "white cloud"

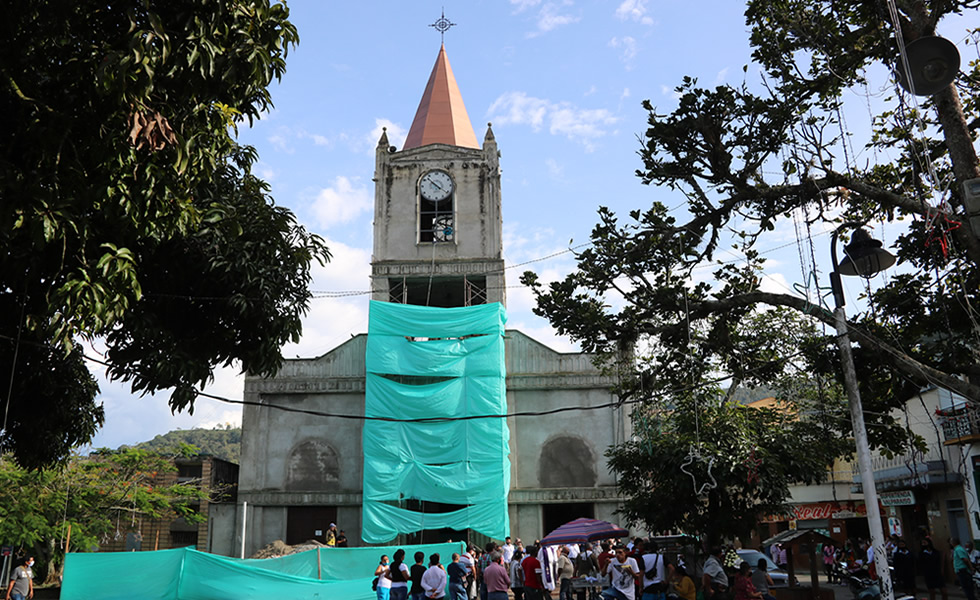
(488, 91), (617, 151)
(267, 133), (293, 154)
(609, 36), (638, 68)
(545, 158), (564, 179)
(267, 127), (332, 152)
(759, 271), (793, 296)
(311, 176), (372, 230)
(502, 222), (581, 352)
(85, 364), (246, 451)
(621, 88), (631, 100)
(615, 0), (655, 25)
(368, 118), (408, 154)
(282, 239), (373, 358)
(584, 85), (597, 97)
(526, 2), (580, 38)
(715, 67), (729, 86)
(255, 162), (278, 182)
(510, 0), (542, 12)
(488, 92), (550, 130)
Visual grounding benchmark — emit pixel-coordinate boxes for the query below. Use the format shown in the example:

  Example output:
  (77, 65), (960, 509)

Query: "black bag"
(372, 576), (379, 591)
(643, 554), (669, 594)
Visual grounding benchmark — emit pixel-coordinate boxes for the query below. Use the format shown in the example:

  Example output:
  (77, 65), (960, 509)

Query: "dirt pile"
(250, 539), (326, 559)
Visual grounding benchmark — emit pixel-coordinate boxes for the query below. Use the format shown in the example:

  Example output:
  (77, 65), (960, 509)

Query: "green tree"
(610, 393), (844, 547)
(602, 307), (853, 543)
(1, 1), (329, 467)
(0, 448), (206, 581)
(522, 0), (980, 441)
(521, 0), (980, 538)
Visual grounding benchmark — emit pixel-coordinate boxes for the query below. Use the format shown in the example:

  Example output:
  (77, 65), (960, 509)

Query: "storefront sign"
(880, 490), (915, 506)
(763, 501), (868, 522)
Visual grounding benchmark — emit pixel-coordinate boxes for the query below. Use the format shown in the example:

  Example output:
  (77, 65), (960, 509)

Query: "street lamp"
(829, 223), (897, 600)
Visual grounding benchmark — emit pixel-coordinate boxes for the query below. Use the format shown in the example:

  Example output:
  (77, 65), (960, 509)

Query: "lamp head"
(894, 36), (960, 96)
(838, 228), (896, 278)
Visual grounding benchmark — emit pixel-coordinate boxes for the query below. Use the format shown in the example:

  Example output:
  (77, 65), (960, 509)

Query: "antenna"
(429, 8), (456, 44)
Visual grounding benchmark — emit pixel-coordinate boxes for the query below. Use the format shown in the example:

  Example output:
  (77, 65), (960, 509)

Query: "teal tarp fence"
(62, 542), (463, 600)
(362, 301), (510, 543)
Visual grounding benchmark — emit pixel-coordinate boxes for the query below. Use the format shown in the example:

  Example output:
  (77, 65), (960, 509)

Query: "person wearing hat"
(326, 523), (338, 547)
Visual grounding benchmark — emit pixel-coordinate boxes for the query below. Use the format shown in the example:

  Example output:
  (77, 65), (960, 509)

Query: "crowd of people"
(818, 535), (980, 600)
(368, 532), (980, 600)
(371, 535), (705, 600)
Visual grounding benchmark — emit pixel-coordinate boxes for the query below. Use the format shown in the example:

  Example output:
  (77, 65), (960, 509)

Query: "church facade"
(237, 45), (629, 553)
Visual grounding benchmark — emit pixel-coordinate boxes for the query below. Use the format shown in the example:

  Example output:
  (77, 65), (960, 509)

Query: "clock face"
(419, 170), (454, 201)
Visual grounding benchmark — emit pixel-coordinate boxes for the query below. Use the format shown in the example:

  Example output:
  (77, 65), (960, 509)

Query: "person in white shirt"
(604, 546), (640, 600)
(640, 541), (670, 600)
(421, 553), (447, 599)
(565, 544), (580, 560)
(502, 537), (516, 565)
(459, 547), (476, 599)
(376, 555), (392, 600)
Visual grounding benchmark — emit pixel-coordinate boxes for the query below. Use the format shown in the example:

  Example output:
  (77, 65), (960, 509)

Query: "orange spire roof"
(403, 45), (479, 150)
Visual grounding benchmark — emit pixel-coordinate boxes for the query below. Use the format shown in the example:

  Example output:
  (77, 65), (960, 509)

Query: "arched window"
(539, 435), (597, 488)
(285, 440), (340, 491)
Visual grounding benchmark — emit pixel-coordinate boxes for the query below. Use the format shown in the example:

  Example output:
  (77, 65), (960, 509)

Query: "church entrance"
(286, 506), (337, 545)
(403, 500), (470, 545)
(542, 502), (595, 539)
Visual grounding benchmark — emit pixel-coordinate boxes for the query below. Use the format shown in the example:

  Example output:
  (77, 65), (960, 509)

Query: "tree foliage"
(523, 0), (979, 539)
(607, 308), (853, 542)
(0, 448), (206, 581)
(1, 1), (329, 467)
(610, 392), (847, 547)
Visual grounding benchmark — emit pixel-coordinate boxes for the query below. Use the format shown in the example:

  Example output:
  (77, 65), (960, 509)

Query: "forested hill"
(132, 426), (241, 464)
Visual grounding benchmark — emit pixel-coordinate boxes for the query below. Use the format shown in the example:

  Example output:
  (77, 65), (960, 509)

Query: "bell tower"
(371, 45), (505, 308)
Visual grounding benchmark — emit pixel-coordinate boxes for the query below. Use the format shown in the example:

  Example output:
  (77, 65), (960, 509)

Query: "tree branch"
(640, 290), (980, 402)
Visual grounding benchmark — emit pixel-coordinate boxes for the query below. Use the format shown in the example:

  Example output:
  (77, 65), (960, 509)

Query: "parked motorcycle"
(847, 574), (915, 600)
(847, 575), (880, 600)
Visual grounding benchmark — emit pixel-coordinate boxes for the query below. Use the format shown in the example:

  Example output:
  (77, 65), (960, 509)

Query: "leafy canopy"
(0, 447), (207, 581)
(1, 1), (329, 467)
(523, 0), (979, 537)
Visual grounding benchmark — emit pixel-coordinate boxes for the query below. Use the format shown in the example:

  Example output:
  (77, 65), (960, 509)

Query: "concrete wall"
(238, 329), (626, 555)
(372, 139), (501, 264)
(208, 503), (238, 556)
(371, 133), (505, 306)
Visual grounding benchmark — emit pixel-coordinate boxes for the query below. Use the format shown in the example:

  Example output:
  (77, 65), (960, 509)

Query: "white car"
(736, 549), (790, 587)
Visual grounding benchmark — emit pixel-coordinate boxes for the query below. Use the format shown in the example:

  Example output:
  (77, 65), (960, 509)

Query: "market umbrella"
(540, 517), (629, 546)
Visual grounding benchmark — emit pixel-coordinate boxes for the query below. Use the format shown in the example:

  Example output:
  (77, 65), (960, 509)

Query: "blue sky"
(86, 0), (956, 449)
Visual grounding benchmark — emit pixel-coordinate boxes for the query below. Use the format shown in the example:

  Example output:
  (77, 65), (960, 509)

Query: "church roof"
(403, 45), (480, 150)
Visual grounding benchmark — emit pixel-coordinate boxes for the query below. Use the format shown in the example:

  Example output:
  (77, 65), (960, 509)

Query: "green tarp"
(62, 542), (463, 600)
(362, 301), (510, 543)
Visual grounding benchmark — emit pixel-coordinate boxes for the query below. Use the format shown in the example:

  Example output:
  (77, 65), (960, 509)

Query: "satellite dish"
(894, 35), (960, 96)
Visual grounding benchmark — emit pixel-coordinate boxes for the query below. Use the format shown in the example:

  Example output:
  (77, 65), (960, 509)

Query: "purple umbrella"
(540, 517), (629, 546)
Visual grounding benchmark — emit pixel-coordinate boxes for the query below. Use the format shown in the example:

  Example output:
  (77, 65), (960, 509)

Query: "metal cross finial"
(429, 8), (456, 43)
